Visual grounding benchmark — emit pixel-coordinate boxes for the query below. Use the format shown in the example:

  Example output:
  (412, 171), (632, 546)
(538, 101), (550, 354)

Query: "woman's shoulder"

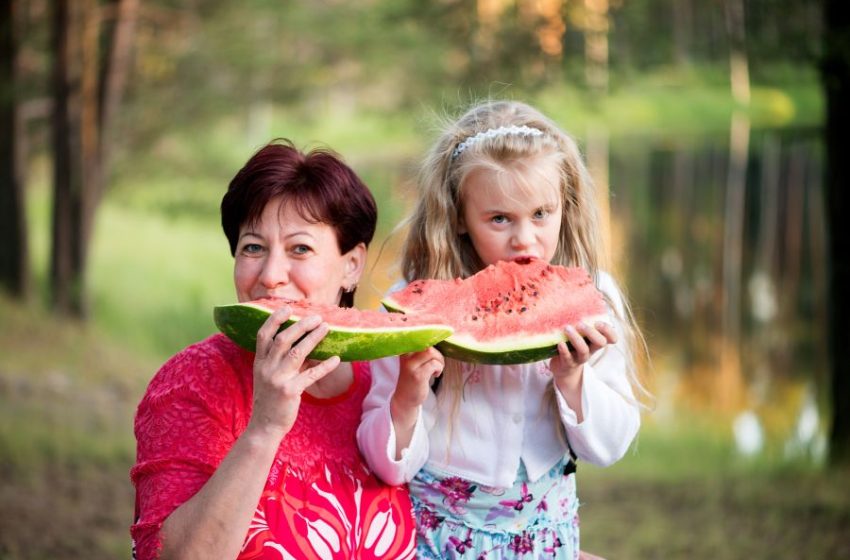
(141, 334), (252, 404)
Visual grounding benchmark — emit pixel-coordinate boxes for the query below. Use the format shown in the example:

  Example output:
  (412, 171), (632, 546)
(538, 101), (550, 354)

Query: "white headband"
(451, 125), (544, 161)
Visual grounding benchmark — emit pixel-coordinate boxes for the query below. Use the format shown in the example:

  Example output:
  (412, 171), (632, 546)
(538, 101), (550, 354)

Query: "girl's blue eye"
(533, 209), (548, 220)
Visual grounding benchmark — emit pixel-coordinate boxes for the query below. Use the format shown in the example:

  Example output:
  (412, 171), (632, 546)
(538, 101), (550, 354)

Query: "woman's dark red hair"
(221, 139), (377, 307)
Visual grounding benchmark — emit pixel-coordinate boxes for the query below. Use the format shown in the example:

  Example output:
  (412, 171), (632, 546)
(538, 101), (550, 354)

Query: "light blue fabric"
(409, 457), (579, 559)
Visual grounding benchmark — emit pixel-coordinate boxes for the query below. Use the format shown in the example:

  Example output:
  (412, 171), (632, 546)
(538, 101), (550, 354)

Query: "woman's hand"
(550, 321), (617, 420)
(389, 347), (444, 457)
(249, 306), (341, 439)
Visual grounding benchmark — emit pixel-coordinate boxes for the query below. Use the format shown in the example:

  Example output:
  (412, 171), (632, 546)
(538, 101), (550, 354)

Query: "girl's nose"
(512, 222), (535, 249)
(259, 251), (290, 288)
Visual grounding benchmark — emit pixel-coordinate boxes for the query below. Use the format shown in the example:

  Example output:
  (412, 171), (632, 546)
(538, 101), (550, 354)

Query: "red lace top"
(131, 334), (416, 559)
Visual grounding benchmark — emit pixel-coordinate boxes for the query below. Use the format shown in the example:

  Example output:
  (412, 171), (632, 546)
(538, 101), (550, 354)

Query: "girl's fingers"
(555, 341), (575, 365)
(578, 322), (608, 351)
(565, 325), (590, 361)
(595, 321), (618, 344)
(401, 348), (444, 377)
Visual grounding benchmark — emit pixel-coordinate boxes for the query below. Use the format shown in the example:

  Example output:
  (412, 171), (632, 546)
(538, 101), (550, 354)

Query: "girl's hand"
(550, 322), (616, 417)
(248, 306), (341, 439)
(390, 348), (444, 424)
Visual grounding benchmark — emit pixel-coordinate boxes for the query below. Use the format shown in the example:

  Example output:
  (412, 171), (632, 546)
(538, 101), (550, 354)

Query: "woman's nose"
(259, 251), (290, 287)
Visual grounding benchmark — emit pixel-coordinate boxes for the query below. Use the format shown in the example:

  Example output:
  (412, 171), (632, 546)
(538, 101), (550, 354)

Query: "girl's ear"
(343, 242), (367, 287)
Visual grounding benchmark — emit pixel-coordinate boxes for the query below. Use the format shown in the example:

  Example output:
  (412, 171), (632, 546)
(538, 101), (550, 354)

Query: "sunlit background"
(1, 1), (846, 558)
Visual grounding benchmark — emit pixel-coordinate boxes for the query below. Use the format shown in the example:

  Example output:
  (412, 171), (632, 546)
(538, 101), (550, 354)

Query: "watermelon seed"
(520, 307), (527, 313)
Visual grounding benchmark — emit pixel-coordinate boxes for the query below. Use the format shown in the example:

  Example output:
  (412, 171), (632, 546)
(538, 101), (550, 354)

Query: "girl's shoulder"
(594, 269), (628, 314)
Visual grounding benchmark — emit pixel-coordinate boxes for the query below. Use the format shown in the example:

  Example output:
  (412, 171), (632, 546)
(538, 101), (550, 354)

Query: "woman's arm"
(157, 423), (285, 559)
(156, 308), (340, 560)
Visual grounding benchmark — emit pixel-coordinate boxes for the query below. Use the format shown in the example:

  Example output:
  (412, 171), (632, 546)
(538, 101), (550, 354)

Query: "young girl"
(358, 100), (649, 559)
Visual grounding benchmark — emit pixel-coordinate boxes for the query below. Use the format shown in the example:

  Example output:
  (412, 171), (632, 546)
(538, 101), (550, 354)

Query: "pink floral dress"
(131, 334), (416, 559)
(409, 457), (579, 559)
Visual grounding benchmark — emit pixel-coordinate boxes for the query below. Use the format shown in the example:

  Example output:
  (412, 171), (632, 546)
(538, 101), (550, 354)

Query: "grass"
(0, 295), (155, 560)
(2, 293), (849, 560)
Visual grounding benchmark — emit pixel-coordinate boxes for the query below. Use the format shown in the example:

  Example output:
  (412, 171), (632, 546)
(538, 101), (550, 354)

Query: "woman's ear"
(343, 242), (367, 289)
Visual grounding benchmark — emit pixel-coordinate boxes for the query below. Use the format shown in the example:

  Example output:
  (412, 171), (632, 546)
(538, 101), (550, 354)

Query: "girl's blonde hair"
(402, 100), (602, 281)
(398, 100), (652, 429)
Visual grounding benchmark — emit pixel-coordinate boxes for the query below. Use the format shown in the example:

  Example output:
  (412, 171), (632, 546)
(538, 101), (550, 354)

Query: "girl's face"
(459, 156), (562, 268)
(234, 197), (365, 305)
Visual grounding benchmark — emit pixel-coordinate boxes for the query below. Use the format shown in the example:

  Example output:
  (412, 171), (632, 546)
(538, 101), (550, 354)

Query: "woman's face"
(234, 197), (366, 305)
(458, 156), (563, 268)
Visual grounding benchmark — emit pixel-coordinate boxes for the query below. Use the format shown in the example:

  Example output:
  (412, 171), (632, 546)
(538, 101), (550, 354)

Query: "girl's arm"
(155, 309), (340, 560)
(555, 347), (641, 466)
(358, 351), (439, 485)
(551, 274), (641, 466)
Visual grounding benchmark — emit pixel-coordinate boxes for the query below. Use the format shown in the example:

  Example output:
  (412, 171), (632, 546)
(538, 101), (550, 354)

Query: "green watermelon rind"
(214, 302), (454, 362)
(383, 300), (605, 365)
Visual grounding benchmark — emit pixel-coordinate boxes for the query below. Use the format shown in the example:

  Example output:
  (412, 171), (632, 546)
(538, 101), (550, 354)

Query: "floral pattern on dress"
(131, 339), (417, 560)
(240, 464), (416, 559)
(409, 458), (580, 559)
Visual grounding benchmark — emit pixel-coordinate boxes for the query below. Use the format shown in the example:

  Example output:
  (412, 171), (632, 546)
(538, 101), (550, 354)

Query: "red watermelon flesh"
(382, 258), (608, 364)
(214, 298), (453, 361)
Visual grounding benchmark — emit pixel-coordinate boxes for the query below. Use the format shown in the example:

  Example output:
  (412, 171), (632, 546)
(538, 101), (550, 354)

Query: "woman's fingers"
(291, 355), (341, 393)
(256, 306), (292, 356)
(266, 314), (325, 363)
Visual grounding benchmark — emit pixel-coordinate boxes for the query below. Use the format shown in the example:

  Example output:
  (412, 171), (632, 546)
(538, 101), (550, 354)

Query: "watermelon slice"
(214, 298), (454, 361)
(382, 259), (608, 364)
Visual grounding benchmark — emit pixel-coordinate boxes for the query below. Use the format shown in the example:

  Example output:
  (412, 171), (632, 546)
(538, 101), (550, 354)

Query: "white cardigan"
(357, 272), (641, 489)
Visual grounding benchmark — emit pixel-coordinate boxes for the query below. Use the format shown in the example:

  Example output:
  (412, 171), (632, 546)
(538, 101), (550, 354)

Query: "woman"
(131, 140), (417, 560)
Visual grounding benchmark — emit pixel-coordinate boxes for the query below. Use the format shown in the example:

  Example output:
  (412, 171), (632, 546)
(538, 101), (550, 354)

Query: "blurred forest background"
(1, 0), (849, 558)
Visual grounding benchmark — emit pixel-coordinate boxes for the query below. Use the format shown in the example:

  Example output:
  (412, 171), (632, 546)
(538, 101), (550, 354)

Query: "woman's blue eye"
(491, 215), (508, 224)
(292, 245), (310, 255)
(243, 243), (263, 254)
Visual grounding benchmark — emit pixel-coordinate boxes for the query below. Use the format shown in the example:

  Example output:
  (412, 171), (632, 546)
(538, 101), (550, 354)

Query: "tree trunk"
(50, 0), (100, 316)
(99, 0), (138, 169)
(0, 0), (29, 298)
(49, 0), (136, 317)
(583, 0), (609, 94)
(823, 0), (850, 467)
(672, 0), (693, 67)
(724, 0), (750, 105)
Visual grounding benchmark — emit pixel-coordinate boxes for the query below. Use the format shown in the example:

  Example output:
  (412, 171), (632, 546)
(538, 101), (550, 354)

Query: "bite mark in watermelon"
(214, 298), (454, 361)
(382, 259), (608, 364)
